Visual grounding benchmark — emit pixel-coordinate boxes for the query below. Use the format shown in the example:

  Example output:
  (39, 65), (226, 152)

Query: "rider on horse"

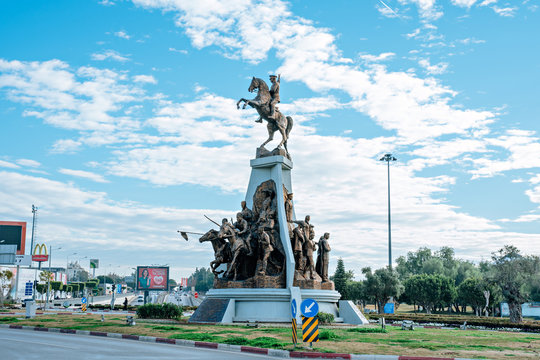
(256, 74), (280, 123)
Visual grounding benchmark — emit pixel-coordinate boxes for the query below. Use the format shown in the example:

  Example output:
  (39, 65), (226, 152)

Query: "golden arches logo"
(32, 243), (48, 262)
(33, 243), (48, 256)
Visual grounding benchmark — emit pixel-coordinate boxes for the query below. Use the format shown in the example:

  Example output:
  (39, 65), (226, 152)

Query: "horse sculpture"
(237, 77), (293, 155)
(199, 229), (232, 276)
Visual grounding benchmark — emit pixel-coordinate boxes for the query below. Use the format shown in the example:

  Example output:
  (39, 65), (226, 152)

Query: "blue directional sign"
(25, 281), (33, 296)
(291, 299), (297, 318)
(300, 298), (319, 318)
(384, 303), (395, 314)
(81, 297), (87, 304)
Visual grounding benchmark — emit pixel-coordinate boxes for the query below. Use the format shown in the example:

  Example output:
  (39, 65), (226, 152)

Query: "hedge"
(368, 313), (540, 331)
(136, 303), (183, 319)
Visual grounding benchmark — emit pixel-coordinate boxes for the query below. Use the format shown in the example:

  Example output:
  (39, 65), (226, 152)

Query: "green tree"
(457, 277), (485, 315)
(395, 247), (433, 279)
(332, 258), (349, 300)
(188, 267), (213, 292)
(362, 266), (403, 313)
(404, 274), (455, 314)
(489, 245), (540, 323)
(529, 275), (540, 302)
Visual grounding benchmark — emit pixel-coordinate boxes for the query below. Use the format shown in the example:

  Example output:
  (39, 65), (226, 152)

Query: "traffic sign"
(81, 297), (87, 304)
(15, 255), (31, 266)
(25, 281), (33, 296)
(291, 299), (297, 318)
(291, 318), (298, 345)
(300, 298), (319, 317)
(302, 316), (319, 343)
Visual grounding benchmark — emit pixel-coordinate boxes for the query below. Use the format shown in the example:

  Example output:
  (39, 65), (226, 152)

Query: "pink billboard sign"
(136, 266), (169, 291)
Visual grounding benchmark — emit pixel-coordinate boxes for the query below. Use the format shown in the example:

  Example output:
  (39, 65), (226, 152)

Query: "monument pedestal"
(190, 155), (366, 325)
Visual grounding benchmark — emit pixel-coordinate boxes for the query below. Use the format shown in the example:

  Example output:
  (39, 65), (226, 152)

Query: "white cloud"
(377, 1), (401, 18)
(0, 170), (223, 275)
(59, 168), (110, 183)
(133, 74), (157, 84)
(169, 47), (188, 54)
(492, 6), (517, 16)
(359, 52), (395, 62)
(0, 160), (20, 169)
(418, 58), (449, 75)
(0, 59), (147, 150)
(114, 30), (131, 39)
(16, 159), (41, 167)
(91, 50), (130, 62)
(400, 0), (443, 20)
(51, 139), (83, 153)
(456, 37), (485, 45)
(468, 130), (540, 179)
(451, 0), (478, 7)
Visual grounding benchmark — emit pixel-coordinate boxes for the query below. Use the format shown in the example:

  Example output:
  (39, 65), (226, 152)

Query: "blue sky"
(1, 0), (539, 281)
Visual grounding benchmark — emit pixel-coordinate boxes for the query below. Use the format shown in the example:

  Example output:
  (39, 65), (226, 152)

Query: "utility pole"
(30, 205), (37, 254)
(46, 246), (61, 308)
(380, 154), (397, 269)
(31, 205), (38, 301)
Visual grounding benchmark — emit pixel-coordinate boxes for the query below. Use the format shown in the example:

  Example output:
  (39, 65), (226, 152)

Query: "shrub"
(317, 312), (335, 324)
(222, 337), (249, 345)
(347, 327), (387, 333)
(136, 303), (183, 319)
(368, 313), (540, 332)
(318, 329), (338, 340)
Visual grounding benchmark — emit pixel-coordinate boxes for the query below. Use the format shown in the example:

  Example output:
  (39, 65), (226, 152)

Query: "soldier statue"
(316, 232), (331, 282)
(258, 226), (273, 275)
(302, 224), (317, 279)
(240, 201), (253, 223)
(268, 74), (280, 119)
(292, 215), (311, 270)
(284, 193), (294, 223)
(234, 212), (253, 256)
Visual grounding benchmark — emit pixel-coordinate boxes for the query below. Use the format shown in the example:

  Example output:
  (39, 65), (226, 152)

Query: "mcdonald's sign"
(32, 243), (48, 262)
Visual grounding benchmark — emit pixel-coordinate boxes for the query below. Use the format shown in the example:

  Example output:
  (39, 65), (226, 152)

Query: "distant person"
(123, 297), (128, 311)
(138, 268), (151, 289)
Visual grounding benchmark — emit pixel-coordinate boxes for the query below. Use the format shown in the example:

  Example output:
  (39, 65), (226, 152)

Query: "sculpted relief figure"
(316, 232), (331, 282)
(234, 212), (253, 256)
(302, 224), (317, 280)
(284, 193), (294, 223)
(291, 215), (311, 270)
(258, 227), (274, 275)
(237, 75), (293, 155)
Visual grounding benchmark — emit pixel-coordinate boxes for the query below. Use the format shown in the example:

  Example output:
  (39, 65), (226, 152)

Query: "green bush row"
(136, 303), (183, 319)
(368, 313), (540, 331)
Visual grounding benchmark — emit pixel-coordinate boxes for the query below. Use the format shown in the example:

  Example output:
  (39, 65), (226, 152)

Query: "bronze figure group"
(199, 181), (285, 281)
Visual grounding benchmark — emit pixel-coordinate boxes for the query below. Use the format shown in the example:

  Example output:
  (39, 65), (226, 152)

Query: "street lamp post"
(380, 153), (397, 269)
(46, 246), (62, 308)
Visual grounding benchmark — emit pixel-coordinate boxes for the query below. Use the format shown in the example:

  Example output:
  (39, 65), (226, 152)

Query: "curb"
(0, 324), (480, 360)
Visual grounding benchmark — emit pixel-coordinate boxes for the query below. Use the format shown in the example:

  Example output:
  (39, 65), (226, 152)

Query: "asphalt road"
(0, 328), (273, 360)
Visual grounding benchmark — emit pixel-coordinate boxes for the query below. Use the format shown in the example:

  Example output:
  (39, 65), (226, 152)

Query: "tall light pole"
(46, 246), (62, 307)
(30, 205), (38, 254)
(380, 153), (397, 269)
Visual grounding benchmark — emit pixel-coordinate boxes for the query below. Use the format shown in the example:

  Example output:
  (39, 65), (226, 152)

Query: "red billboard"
(0, 221), (26, 255)
(136, 266), (169, 291)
